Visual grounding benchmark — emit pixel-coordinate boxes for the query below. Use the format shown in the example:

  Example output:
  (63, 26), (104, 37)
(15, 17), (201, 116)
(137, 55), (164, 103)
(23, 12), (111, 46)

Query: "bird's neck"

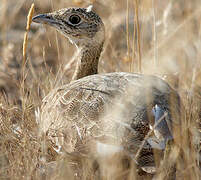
(71, 42), (104, 81)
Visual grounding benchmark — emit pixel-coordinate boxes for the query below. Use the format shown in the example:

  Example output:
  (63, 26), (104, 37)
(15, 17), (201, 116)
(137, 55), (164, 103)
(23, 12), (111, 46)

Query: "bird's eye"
(69, 15), (81, 25)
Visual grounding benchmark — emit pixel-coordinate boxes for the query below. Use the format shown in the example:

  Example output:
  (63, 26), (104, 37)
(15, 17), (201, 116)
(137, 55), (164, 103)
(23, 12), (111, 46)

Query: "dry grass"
(0, 0), (200, 179)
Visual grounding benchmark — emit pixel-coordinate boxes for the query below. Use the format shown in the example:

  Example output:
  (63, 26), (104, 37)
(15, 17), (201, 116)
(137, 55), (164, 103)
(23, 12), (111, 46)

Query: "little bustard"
(32, 6), (181, 172)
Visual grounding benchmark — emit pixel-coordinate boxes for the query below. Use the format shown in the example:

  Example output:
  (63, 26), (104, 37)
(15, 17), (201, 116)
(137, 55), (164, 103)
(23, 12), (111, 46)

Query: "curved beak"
(32, 14), (60, 25)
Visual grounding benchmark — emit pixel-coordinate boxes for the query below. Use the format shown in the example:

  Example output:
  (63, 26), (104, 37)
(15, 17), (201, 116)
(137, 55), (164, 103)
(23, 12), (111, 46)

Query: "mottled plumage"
(32, 7), (181, 172)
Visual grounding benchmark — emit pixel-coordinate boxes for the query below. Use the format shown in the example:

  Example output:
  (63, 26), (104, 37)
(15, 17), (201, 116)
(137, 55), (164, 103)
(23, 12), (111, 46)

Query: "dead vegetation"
(0, 0), (200, 179)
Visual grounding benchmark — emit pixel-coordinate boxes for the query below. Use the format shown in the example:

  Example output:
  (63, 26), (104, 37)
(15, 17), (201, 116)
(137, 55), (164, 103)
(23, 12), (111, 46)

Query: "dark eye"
(69, 15), (81, 25)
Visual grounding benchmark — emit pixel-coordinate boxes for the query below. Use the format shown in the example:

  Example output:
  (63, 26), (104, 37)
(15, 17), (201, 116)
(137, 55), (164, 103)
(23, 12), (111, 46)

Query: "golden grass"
(0, 0), (200, 179)
(23, 3), (34, 62)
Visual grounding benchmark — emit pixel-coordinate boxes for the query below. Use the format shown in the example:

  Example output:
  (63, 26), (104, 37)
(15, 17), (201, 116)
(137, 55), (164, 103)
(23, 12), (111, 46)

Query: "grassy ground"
(0, 0), (200, 179)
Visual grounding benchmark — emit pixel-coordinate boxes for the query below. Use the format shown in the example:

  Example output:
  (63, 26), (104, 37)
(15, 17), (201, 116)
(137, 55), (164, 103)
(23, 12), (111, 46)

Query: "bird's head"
(32, 6), (105, 47)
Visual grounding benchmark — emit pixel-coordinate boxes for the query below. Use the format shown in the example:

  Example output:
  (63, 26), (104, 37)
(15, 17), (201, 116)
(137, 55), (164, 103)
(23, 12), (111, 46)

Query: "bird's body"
(40, 72), (180, 169)
(33, 7), (181, 172)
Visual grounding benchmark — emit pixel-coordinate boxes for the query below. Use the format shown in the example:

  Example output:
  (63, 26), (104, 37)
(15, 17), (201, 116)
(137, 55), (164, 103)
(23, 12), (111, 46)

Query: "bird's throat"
(71, 42), (103, 81)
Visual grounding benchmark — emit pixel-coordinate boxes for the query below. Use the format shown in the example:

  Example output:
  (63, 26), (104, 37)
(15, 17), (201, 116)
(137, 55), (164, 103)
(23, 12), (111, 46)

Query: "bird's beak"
(32, 14), (60, 25)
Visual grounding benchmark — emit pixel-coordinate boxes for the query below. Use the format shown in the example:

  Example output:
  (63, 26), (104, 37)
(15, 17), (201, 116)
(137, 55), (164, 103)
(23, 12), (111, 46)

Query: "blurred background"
(0, 0), (200, 179)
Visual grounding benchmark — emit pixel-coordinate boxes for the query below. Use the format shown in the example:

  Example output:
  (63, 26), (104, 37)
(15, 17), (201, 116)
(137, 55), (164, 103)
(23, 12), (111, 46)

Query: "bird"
(32, 6), (181, 173)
